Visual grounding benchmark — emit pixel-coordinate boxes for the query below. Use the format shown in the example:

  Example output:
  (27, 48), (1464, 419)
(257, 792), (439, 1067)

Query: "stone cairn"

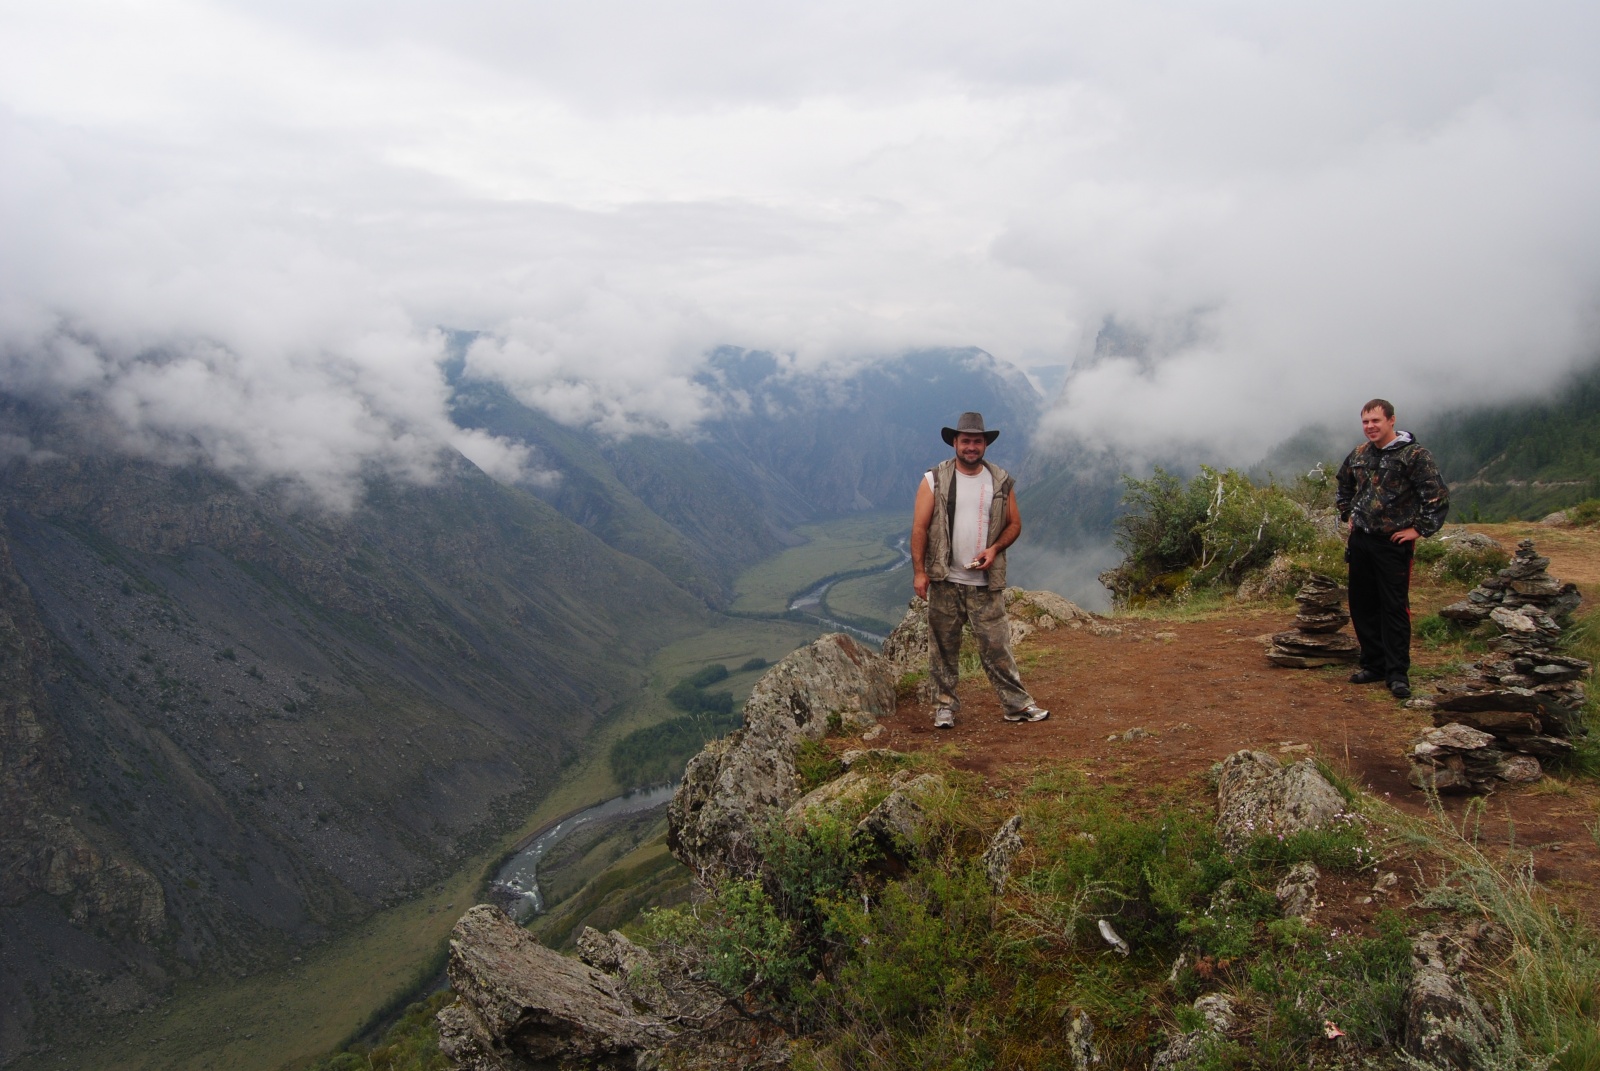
(1408, 540), (1589, 793)
(1438, 538), (1582, 625)
(1265, 574), (1361, 668)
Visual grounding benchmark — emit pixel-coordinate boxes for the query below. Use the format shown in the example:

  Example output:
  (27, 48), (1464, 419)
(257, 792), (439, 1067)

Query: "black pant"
(1346, 528), (1414, 681)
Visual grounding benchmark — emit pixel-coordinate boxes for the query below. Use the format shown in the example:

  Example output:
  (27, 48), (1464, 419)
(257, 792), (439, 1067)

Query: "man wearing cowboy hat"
(911, 412), (1049, 729)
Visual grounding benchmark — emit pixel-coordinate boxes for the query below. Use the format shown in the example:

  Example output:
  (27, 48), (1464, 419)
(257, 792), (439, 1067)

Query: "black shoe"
(1348, 669), (1384, 685)
(1388, 679), (1412, 699)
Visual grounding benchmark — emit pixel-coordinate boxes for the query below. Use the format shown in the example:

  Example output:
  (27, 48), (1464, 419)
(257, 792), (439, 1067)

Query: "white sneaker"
(934, 708), (956, 729)
(1004, 705), (1049, 723)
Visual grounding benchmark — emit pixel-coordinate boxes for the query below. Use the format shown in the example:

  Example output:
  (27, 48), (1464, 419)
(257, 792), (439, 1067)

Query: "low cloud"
(1, 1), (1597, 496)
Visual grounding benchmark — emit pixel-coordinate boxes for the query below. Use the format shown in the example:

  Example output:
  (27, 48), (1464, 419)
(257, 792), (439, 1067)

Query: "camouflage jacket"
(1335, 433), (1450, 537)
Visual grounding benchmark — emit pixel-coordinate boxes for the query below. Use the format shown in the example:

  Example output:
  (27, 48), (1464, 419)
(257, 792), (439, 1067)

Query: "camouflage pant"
(927, 581), (1035, 715)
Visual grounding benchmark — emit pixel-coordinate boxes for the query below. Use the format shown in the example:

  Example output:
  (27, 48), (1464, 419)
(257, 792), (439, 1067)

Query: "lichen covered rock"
(669, 633), (895, 879)
(1214, 750), (1347, 852)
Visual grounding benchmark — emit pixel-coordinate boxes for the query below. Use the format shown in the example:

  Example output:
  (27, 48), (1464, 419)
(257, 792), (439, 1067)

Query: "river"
(787, 536), (910, 643)
(490, 782), (679, 922)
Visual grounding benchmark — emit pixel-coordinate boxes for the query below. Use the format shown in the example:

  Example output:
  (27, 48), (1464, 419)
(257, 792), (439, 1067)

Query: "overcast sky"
(2, 1), (1599, 501)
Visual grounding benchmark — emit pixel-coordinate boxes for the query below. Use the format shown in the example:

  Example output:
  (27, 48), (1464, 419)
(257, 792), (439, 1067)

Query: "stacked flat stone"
(1438, 539), (1582, 625)
(1409, 544), (1589, 792)
(1266, 575), (1361, 668)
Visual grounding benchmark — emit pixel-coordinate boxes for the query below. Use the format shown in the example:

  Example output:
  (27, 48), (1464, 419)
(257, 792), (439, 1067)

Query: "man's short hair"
(1361, 398), (1395, 419)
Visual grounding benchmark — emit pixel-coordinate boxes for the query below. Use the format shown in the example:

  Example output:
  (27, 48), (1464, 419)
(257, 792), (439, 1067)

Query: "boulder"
(1150, 994), (1235, 1070)
(669, 634), (895, 879)
(1214, 751), (1348, 853)
(785, 769), (877, 824)
(438, 905), (669, 1071)
(880, 599), (932, 689)
(856, 773), (944, 867)
(1438, 528), (1505, 551)
(1236, 554), (1299, 600)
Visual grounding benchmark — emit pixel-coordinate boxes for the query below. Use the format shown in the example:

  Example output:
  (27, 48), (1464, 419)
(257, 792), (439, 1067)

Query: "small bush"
(1413, 537), (1447, 564)
(739, 657), (770, 672)
(1415, 612), (1470, 649)
(795, 739), (844, 793)
(1439, 542), (1510, 586)
(307, 990), (454, 1071)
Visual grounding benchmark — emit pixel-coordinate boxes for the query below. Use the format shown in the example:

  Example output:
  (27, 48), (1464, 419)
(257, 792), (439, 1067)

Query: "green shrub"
(701, 879), (807, 1000)
(822, 864), (992, 1027)
(1569, 498), (1600, 526)
(1108, 466), (1317, 605)
(1415, 612), (1462, 647)
(1242, 910), (1413, 1060)
(739, 657), (770, 672)
(666, 678), (735, 715)
(1414, 536), (1447, 564)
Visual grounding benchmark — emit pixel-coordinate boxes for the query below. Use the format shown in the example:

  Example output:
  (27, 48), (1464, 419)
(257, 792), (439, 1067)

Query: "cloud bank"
(2, 0), (1599, 500)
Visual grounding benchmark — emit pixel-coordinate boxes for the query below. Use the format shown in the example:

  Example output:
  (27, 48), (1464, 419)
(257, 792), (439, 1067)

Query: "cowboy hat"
(941, 411), (1000, 446)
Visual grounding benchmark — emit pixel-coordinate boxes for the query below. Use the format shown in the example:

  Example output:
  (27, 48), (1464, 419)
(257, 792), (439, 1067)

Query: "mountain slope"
(1421, 362), (1600, 520)
(0, 405), (708, 1063)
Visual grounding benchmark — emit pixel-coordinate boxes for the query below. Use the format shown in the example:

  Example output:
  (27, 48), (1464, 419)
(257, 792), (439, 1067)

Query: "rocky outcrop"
(438, 905), (670, 1070)
(1403, 931), (1496, 1070)
(1265, 575), (1361, 668)
(880, 589), (1095, 701)
(438, 907), (795, 1070)
(1213, 750), (1348, 852)
(668, 633), (896, 879)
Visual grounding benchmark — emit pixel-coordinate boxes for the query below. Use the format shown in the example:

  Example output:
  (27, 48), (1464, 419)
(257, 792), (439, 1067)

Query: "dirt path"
(871, 528), (1600, 919)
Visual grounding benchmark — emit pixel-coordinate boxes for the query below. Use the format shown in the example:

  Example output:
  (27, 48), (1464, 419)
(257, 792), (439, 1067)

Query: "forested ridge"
(1424, 360), (1600, 520)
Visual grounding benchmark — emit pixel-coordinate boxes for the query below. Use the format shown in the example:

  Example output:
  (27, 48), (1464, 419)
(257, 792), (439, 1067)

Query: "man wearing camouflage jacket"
(1335, 398), (1450, 699)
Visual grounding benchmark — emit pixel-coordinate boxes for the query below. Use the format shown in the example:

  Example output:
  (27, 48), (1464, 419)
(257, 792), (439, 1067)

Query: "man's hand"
(1390, 527), (1421, 545)
(970, 546), (998, 571)
(913, 570), (929, 600)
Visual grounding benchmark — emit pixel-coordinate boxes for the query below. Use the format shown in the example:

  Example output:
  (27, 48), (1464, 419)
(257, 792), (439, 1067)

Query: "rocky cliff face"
(0, 405), (709, 1064)
(439, 628), (901, 1070)
(436, 594), (1100, 1070)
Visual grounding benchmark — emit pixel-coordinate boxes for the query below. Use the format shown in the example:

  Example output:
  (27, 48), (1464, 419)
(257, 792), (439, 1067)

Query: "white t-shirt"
(925, 468), (994, 586)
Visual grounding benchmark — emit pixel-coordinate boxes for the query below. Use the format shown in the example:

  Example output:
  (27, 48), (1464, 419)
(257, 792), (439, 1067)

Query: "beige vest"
(923, 458), (1015, 589)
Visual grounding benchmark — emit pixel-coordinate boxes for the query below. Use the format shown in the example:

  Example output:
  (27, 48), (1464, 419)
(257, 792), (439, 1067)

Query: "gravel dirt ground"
(869, 524), (1600, 923)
